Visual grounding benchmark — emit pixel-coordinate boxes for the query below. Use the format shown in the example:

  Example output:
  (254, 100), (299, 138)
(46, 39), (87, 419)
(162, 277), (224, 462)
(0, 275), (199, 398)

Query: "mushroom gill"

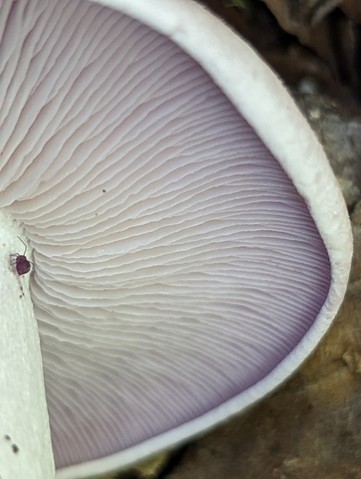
(0, 0), (351, 477)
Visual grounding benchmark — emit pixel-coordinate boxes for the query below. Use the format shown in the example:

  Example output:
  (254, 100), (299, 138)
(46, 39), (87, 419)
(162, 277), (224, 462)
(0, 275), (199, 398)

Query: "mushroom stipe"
(10, 237), (32, 276)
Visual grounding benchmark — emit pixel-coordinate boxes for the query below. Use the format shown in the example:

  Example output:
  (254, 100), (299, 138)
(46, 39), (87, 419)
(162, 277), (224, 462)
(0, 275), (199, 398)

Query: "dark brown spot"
(12, 444), (19, 454)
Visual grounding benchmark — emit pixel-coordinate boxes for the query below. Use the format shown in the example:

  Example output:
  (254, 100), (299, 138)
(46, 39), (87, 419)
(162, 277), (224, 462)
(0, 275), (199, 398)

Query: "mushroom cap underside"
(0, 0), (351, 477)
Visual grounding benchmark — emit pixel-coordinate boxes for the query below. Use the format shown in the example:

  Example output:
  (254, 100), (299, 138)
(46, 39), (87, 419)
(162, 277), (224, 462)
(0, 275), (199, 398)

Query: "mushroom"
(0, 0), (352, 478)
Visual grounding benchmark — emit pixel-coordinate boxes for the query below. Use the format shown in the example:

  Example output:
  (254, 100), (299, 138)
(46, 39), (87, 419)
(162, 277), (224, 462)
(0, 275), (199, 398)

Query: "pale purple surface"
(0, 0), (330, 469)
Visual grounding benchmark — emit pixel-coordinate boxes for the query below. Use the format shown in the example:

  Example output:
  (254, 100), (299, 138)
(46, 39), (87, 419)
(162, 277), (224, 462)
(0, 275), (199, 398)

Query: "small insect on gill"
(10, 236), (32, 276)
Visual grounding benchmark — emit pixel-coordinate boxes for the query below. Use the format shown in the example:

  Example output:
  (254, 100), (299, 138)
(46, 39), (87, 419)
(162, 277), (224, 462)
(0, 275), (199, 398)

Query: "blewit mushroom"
(0, 0), (352, 478)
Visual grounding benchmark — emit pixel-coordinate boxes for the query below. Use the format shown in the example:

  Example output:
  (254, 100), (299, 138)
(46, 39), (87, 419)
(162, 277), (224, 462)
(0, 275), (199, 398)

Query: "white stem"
(0, 211), (55, 479)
